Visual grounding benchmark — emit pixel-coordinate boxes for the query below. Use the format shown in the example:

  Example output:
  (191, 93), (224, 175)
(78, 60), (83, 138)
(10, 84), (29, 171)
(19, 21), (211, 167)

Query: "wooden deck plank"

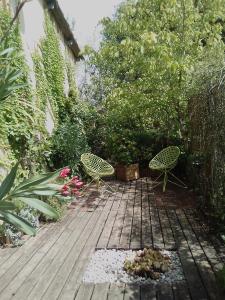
(0, 225), (50, 280)
(167, 209), (208, 300)
(158, 208), (176, 250)
(58, 193), (117, 300)
(173, 282), (191, 300)
(11, 211), (88, 300)
(74, 283), (94, 300)
(124, 284), (140, 300)
(149, 196), (164, 249)
(96, 187), (121, 249)
(177, 209), (220, 300)
(130, 184), (142, 249)
(141, 179), (152, 248)
(0, 218), (73, 296)
(90, 283), (109, 300)
(107, 185), (127, 249)
(140, 284), (157, 300)
(185, 209), (223, 272)
(119, 183), (135, 249)
(28, 211), (100, 300)
(0, 180), (222, 300)
(157, 284), (174, 300)
(0, 246), (21, 267)
(107, 283), (125, 300)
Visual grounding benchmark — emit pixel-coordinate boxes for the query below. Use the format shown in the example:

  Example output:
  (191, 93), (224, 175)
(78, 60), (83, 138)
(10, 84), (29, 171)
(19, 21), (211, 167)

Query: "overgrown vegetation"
(0, 6), (84, 244)
(81, 0), (225, 224)
(187, 56), (225, 225)
(83, 0), (225, 165)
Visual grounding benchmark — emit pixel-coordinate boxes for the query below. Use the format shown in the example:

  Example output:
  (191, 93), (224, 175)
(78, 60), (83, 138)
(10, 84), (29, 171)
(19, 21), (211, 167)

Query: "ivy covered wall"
(0, 3), (79, 178)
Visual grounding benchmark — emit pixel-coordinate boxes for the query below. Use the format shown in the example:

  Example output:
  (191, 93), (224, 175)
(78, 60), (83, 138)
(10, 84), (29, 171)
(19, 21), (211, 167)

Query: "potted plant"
(110, 137), (140, 181)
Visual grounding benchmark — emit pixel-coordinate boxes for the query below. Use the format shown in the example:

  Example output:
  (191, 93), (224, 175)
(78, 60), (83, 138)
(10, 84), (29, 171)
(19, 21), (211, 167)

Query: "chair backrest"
(149, 146), (180, 170)
(81, 153), (114, 175)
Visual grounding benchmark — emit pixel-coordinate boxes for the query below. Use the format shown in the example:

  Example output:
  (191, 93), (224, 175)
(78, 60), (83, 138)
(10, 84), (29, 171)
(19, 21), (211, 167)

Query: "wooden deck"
(0, 178), (224, 300)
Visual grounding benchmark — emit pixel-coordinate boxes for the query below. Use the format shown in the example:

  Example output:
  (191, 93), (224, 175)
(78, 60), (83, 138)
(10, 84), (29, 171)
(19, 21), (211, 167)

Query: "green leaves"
(0, 201), (16, 211)
(14, 169), (61, 191)
(0, 212), (36, 235)
(0, 163), (63, 235)
(86, 0), (225, 141)
(0, 162), (19, 200)
(15, 198), (58, 219)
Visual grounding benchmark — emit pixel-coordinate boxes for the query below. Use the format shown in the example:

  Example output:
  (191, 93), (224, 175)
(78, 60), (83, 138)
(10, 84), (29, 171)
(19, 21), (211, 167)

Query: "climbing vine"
(0, 8), (34, 178)
(40, 14), (66, 120)
(0, 8), (77, 178)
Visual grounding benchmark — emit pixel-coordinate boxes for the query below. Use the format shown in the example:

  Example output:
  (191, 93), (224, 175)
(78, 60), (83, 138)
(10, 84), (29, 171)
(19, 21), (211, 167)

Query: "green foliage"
(84, 0), (225, 165)
(40, 197), (65, 222)
(0, 8), (47, 177)
(0, 47), (26, 103)
(40, 14), (66, 120)
(0, 162), (62, 235)
(187, 55), (225, 221)
(51, 118), (90, 173)
(0, 8), (80, 177)
(84, 0), (225, 169)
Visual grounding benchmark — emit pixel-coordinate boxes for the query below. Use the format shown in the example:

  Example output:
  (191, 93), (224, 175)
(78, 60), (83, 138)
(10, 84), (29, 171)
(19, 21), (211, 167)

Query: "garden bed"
(83, 249), (184, 285)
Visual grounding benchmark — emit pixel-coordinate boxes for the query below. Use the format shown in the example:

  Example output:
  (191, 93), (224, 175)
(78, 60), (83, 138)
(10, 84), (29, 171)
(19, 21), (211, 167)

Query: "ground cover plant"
(124, 248), (171, 279)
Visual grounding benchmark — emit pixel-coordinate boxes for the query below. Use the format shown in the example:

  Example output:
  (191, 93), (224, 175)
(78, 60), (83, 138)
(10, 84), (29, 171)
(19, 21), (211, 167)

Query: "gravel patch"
(83, 249), (184, 285)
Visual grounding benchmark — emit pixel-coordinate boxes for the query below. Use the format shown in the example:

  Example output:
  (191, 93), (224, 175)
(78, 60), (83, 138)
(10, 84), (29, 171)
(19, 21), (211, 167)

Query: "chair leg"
(168, 171), (187, 188)
(80, 177), (96, 194)
(163, 172), (168, 192)
(99, 178), (116, 193)
(150, 171), (186, 192)
(148, 172), (164, 191)
(96, 179), (100, 190)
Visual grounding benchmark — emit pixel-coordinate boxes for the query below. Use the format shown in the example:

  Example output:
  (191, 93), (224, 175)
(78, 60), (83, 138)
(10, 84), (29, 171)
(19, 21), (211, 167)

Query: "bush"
(51, 118), (90, 173)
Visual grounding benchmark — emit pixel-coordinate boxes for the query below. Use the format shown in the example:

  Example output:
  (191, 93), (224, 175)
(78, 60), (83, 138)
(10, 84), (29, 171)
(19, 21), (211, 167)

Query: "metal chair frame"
(149, 146), (187, 192)
(81, 153), (115, 193)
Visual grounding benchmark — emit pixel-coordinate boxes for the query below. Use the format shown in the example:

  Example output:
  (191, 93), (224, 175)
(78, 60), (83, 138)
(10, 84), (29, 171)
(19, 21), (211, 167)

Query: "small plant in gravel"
(124, 248), (171, 280)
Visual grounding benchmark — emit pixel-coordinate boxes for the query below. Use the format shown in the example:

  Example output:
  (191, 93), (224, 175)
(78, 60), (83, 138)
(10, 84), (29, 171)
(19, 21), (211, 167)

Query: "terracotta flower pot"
(116, 163), (140, 181)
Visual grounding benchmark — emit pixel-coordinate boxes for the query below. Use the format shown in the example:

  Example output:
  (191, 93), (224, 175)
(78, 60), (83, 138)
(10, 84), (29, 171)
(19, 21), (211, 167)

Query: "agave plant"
(0, 163), (63, 235)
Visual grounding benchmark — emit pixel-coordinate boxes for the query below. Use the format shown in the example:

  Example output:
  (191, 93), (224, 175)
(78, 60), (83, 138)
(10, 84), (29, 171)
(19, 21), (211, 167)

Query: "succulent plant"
(124, 248), (171, 280)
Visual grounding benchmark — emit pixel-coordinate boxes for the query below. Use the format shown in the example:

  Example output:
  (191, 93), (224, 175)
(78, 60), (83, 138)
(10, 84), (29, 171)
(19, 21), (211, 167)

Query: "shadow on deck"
(0, 178), (224, 300)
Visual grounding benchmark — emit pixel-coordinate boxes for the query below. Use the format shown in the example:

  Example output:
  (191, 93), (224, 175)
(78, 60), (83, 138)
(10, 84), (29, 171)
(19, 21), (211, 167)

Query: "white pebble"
(82, 249), (185, 285)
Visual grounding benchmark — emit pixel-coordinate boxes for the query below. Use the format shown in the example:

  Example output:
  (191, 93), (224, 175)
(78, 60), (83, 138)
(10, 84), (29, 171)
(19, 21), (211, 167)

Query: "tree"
(86, 0), (225, 140)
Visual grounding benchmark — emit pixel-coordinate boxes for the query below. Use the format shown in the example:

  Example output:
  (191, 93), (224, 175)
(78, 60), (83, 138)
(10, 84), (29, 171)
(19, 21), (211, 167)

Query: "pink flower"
(71, 176), (79, 180)
(62, 184), (69, 191)
(69, 179), (78, 187)
(71, 188), (78, 194)
(59, 167), (71, 178)
(61, 190), (70, 196)
(75, 181), (84, 189)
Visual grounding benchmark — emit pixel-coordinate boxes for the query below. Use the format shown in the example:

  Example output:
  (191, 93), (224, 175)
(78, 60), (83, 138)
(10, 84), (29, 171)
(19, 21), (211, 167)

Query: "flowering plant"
(58, 168), (85, 197)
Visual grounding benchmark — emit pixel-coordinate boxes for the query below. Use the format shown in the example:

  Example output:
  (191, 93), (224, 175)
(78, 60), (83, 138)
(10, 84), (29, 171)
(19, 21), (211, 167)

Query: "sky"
(58, 0), (124, 49)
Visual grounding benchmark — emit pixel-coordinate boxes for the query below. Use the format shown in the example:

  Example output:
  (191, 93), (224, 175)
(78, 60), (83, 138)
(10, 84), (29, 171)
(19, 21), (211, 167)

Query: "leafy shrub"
(51, 118), (90, 173)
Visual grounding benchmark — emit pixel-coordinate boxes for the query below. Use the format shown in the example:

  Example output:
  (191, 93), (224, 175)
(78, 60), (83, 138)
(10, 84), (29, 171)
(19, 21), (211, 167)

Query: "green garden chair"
(81, 153), (115, 192)
(149, 146), (187, 192)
